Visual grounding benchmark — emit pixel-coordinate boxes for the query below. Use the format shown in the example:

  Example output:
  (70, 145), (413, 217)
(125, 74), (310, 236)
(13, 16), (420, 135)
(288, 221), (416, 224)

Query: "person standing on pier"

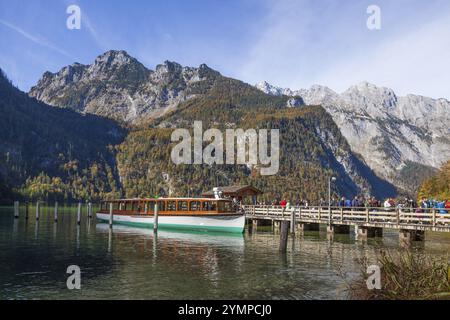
(351, 196), (359, 209)
(319, 198), (326, 208)
(345, 198), (352, 208)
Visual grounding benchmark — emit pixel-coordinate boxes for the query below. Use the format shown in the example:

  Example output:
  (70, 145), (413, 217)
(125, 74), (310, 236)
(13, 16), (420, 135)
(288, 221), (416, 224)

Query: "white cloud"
(0, 19), (74, 59)
(238, 0), (450, 99)
(236, 0), (316, 89)
(317, 13), (450, 99)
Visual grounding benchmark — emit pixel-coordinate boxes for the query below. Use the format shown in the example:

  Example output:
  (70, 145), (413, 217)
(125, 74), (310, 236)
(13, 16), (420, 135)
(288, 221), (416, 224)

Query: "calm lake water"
(1, 205), (449, 300)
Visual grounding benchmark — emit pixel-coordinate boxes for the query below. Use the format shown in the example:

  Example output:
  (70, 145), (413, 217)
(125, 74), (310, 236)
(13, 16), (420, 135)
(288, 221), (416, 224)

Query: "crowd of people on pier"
(260, 196), (450, 214)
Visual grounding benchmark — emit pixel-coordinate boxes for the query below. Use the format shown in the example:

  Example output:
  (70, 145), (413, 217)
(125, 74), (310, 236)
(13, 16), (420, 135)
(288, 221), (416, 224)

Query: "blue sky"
(1, 0), (450, 98)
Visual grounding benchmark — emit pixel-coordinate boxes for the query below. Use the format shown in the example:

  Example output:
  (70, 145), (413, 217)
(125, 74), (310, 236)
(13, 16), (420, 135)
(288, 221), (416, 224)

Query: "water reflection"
(34, 220), (39, 240)
(13, 218), (18, 235)
(1, 206), (449, 299)
(53, 222), (57, 240)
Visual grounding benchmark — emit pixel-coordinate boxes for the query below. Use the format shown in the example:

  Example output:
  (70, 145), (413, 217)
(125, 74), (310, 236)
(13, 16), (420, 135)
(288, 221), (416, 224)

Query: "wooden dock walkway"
(243, 205), (450, 245)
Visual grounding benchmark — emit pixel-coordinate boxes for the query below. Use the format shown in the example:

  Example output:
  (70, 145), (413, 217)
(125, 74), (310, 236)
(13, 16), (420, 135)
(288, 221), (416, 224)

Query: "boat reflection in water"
(95, 223), (245, 251)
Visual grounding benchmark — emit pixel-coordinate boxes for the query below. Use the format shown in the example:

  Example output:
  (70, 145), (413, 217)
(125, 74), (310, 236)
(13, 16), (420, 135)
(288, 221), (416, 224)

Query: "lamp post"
(328, 176), (336, 225)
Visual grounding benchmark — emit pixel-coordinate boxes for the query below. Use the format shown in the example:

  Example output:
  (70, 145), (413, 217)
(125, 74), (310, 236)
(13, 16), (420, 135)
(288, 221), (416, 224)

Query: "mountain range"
(29, 50), (217, 124)
(1, 50), (448, 202)
(255, 81), (450, 193)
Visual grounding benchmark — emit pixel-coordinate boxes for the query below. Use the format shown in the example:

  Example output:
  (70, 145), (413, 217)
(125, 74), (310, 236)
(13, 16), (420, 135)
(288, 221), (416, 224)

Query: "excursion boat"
(96, 191), (245, 234)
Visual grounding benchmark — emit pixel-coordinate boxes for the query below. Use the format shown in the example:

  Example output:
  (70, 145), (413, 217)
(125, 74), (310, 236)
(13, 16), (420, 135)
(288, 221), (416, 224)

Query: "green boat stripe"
(96, 218), (244, 234)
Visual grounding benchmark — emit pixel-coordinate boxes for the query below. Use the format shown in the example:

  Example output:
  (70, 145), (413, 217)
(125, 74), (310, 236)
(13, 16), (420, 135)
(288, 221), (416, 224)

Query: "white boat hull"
(96, 212), (245, 233)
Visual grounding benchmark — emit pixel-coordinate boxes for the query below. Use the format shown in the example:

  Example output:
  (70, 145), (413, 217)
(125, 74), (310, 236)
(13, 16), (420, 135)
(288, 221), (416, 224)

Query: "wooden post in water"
(77, 202), (81, 225)
(36, 201), (40, 221)
(14, 201), (19, 219)
(109, 203), (113, 228)
(279, 220), (289, 253)
(88, 202), (92, 219)
(54, 201), (58, 222)
(154, 202), (159, 232)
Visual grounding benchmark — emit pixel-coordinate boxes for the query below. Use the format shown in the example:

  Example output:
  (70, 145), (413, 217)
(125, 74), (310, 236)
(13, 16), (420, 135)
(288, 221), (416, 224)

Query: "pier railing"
(242, 205), (450, 232)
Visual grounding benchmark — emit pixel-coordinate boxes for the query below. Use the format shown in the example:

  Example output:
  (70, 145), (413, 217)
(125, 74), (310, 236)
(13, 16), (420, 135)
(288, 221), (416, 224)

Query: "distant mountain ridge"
(255, 81), (450, 193)
(29, 50), (219, 123)
(24, 50), (448, 197)
(1, 54), (400, 201)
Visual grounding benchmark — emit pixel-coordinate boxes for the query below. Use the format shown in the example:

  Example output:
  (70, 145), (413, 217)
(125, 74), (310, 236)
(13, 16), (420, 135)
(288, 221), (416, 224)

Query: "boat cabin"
(99, 197), (237, 215)
(202, 185), (263, 204)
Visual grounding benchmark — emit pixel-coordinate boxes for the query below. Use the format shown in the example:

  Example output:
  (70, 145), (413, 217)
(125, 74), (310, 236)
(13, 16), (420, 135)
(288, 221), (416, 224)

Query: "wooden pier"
(243, 205), (450, 245)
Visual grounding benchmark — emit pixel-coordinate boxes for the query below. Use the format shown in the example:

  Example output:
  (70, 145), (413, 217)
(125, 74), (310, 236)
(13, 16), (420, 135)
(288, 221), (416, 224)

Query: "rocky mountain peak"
(28, 51), (225, 123)
(155, 60), (183, 74)
(93, 50), (135, 67)
(254, 80), (450, 193)
(343, 82), (398, 112)
(87, 50), (149, 81)
(255, 81), (293, 96)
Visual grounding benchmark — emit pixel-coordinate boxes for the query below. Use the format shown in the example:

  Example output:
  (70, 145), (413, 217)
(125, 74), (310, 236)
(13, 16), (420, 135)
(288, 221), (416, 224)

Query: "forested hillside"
(0, 59), (399, 204)
(0, 70), (126, 203)
(117, 75), (396, 203)
(418, 160), (450, 201)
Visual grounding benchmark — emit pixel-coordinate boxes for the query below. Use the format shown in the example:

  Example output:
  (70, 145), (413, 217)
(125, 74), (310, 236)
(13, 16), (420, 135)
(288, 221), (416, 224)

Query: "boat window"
(218, 201), (232, 212)
(158, 201), (165, 212)
(202, 201), (217, 211)
(115, 202), (120, 211)
(178, 201), (188, 211)
(146, 201), (155, 212)
(190, 201), (201, 211)
(167, 201), (176, 211)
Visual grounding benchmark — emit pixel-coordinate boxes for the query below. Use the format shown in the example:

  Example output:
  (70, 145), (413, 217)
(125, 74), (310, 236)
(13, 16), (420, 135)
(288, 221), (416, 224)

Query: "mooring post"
(36, 201), (40, 221)
(88, 202), (92, 219)
(54, 201), (58, 222)
(279, 220), (289, 253)
(252, 219), (258, 233)
(109, 203), (113, 228)
(154, 202), (159, 232)
(77, 202), (81, 225)
(14, 201), (19, 219)
(399, 229), (424, 246)
(273, 220), (281, 234)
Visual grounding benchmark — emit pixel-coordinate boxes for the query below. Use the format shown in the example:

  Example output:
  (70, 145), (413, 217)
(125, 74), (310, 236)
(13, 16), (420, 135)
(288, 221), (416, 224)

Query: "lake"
(1, 205), (449, 299)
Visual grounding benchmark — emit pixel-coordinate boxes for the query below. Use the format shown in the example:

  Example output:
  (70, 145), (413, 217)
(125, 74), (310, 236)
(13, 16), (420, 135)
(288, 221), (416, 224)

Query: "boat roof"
(105, 197), (232, 202)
